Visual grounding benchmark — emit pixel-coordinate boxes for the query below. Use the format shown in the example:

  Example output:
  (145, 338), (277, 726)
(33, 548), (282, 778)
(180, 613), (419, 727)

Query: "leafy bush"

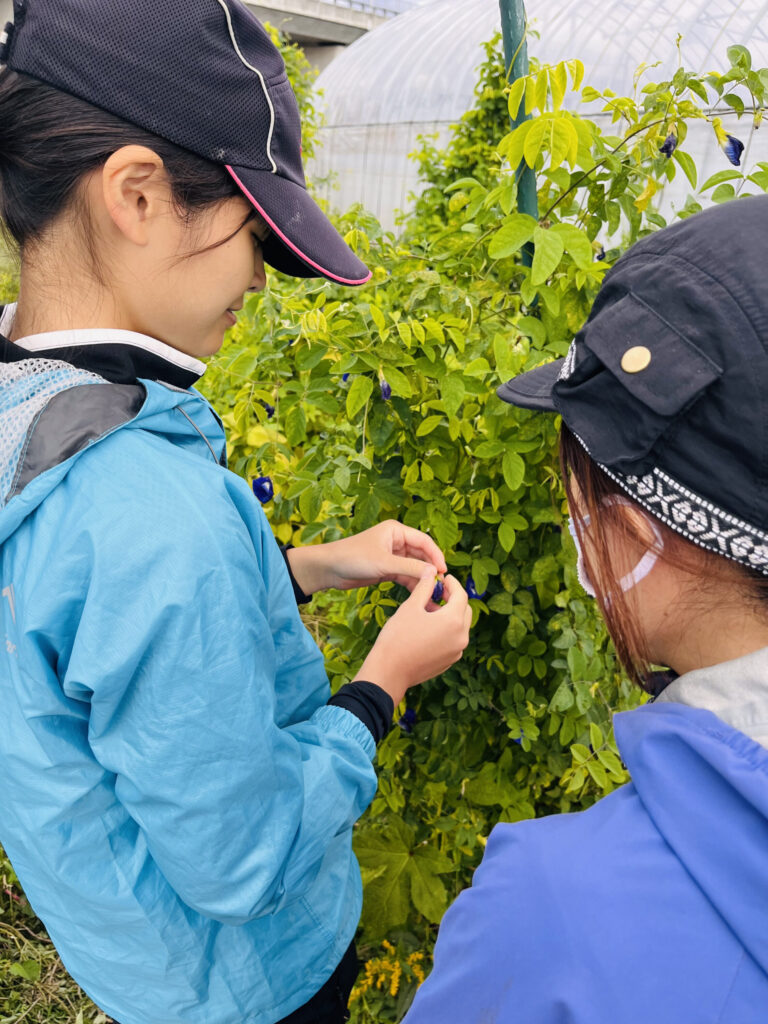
(201, 37), (768, 1023)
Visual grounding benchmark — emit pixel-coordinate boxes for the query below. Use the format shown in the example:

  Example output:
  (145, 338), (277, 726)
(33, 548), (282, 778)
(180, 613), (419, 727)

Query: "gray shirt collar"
(656, 645), (768, 749)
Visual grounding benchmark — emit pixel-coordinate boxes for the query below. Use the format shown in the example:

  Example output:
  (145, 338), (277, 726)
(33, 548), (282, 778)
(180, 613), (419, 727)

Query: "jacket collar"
(0, 303), (206, 390)
(656, 645), (768, 749)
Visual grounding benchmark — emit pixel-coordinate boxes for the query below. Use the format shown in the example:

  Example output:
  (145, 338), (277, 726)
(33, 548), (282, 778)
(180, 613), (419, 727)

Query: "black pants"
(275, 941), (359, 1024)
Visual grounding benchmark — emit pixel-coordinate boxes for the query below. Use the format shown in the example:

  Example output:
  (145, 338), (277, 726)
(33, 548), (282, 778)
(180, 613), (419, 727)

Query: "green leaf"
(711, 182), (736, 203)
(498, 521), (516, 552)
(589, 721), (603, 750)
(416, 414), (444, 436)
(727, 44), (751, 70)
(488, 213), (538, 259)
(346, 375), (373, 419)
(699, 168), (742, 192)
(10, 960), (41, 982)
(671, 149), (697, 190)
(441, 374), (466, 417)
(285, 404), (307, 446)
(502, 451), (525, 490)
(549, 223), (593, 269)
(586, 760), (608, 788)
(409, 849), (450, 922)
(429, 504), (460, 550)
(530, 226), (565, 286)
(384, 364), (413, 398)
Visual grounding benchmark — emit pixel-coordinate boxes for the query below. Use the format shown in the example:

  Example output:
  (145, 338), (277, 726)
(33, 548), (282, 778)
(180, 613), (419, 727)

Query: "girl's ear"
(100, 145), (168, 246)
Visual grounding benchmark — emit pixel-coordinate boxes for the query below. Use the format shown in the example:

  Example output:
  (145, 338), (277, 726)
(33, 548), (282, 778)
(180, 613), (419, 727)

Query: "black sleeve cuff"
(279, 544), (312, 606)
(328, 681), (395, 744)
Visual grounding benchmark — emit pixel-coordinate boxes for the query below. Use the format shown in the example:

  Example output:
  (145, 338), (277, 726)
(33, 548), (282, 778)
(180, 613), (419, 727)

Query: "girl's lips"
(224, 309), (237, 327)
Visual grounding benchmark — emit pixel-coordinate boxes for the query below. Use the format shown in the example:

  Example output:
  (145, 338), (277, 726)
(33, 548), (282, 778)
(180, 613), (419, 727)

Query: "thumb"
(405, 570), (439, 609)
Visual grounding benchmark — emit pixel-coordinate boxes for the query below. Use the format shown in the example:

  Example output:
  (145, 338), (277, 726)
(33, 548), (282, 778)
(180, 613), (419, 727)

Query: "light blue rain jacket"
(0, 357), (378, 1023)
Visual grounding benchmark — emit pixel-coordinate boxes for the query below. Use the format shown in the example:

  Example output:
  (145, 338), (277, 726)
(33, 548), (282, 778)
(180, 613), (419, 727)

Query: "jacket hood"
(615, 701), (768, 975)
(0, 355), (225, 547)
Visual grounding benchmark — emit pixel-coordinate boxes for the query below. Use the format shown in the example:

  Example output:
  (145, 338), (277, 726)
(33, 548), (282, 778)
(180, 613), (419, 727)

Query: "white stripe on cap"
(214, 0), (277, 174)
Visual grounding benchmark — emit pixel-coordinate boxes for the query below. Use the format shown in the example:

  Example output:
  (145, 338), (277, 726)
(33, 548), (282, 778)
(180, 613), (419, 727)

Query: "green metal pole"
(498, 0), (537, 265)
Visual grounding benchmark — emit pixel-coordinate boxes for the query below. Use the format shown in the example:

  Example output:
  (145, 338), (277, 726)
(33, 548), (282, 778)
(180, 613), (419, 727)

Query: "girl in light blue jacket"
(0, 2), (471, 1022)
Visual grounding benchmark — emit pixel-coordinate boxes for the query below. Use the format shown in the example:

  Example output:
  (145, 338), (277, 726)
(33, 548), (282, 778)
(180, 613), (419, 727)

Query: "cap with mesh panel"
(496, 196), (768, 577)
(0, 0), (370, 285)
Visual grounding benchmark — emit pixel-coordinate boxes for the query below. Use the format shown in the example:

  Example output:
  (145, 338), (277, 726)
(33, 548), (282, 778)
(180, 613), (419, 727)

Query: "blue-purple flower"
(252, 476), (274, 503)
(398, 708), (417, 734)
(465, 574), (488, 600)
(380, 376), (392, 401)
(713, 117), (745, 166)
(342, 373), (350, 383)
(261, 401), (275, 419)
(659, 132), (677, 157)
(431, 578), (445, 603)
(596, 246), (606, 262)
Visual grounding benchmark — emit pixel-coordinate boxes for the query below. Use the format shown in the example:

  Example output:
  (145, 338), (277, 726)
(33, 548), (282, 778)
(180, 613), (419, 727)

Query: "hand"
(353, 573), (472, 705)
(285, 520), (447, 596)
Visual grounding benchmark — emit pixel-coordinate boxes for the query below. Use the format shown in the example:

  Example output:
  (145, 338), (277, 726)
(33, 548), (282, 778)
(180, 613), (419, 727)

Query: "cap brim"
(496, 359), (564, 411)
(226, 165), (371, 286)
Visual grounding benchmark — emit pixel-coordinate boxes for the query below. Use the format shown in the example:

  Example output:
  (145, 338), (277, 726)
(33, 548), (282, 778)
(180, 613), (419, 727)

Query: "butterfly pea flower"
(261, 401), (275, 419)
(380, 376), (392, 401)
(342, 373), (350, 382)
(252, 476), (274, 504)
(398, 708), (417, 734)
(465, 574), (488, 600)
(431, 578), (445, 603)
(659, 132), (677, 157)
(596, 246), (606, 262)
(713, 117), (745, 166)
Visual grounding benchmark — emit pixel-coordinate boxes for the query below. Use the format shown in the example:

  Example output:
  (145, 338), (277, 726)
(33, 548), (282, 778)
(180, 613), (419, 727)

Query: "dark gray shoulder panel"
(10, 383), (146, 499)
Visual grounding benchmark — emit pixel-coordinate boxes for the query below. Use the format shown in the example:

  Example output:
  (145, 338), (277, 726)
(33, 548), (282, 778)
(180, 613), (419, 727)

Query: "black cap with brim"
(496, 359), (563, 412)
(227, 165), (372, 285)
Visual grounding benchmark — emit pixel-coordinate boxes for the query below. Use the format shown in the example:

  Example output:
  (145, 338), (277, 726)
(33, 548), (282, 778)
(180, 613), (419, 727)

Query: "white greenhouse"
(309, 0), (768, 230)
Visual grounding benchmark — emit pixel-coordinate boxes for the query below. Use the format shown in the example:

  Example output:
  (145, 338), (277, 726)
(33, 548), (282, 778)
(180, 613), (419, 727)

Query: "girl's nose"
(249, 250), (267, 293)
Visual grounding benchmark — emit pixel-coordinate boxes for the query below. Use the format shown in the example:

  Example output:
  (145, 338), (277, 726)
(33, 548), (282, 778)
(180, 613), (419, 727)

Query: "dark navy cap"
(498, 195), (768, 573)
(0, 0), (370, 285)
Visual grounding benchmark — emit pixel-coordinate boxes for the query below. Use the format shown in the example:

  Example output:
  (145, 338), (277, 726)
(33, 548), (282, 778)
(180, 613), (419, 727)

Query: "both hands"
(285, 521), (471, 704)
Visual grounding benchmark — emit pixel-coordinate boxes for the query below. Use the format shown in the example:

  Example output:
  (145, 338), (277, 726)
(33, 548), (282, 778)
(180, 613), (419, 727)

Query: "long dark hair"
(0, 68), (247, 258)
(559, 426), (768, 689)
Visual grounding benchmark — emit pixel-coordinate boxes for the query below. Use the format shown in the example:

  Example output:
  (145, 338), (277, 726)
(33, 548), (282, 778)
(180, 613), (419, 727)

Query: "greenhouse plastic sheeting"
(309, 0), (768, 230)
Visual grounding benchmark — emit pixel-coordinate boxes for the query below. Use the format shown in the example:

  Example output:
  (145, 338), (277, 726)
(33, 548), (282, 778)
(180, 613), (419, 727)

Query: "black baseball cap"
(497, 195), (768, 573)
(0, 0), (371, 286)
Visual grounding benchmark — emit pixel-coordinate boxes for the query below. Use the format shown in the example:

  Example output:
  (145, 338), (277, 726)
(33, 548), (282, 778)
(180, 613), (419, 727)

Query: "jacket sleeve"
(403, 821), (575, 1024)
(58, 444), (378, 926)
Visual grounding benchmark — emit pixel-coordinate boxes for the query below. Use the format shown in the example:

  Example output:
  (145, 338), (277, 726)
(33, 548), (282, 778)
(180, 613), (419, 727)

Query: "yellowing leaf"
(523, 117), (547, 168)
(507, 76), (526, 120)
(634, 176), (660, 211)
(534, 68), (549, 112)
(549, 62), (568, 111)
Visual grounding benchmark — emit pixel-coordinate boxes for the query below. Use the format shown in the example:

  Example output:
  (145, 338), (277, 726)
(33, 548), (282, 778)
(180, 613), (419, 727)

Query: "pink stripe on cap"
(226, 166), (372, 286)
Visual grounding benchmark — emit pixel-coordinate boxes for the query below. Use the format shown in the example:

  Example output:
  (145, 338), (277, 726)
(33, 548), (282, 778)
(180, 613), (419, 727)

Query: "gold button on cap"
(621, 345), (652, 373)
